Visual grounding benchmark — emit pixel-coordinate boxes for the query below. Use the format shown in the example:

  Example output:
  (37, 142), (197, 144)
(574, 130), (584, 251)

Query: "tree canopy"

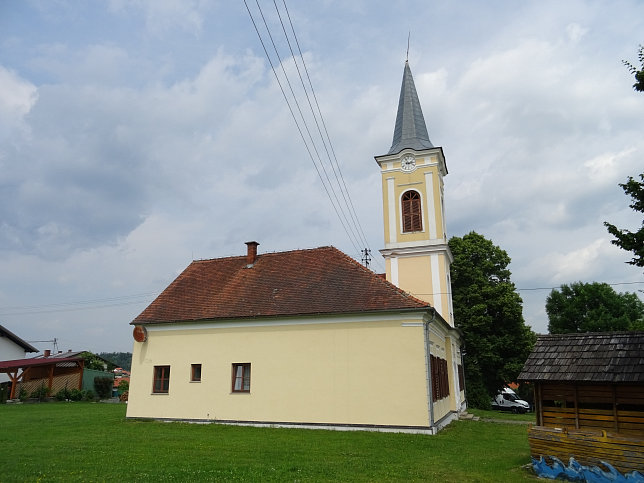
(546, 282), (644, 333)
(98, 352), (132, 371)
(80, 352), (116, 371)
(604, 173), (644, 267)
(623, 45), (644, 92)
(449, 231), (536, 409)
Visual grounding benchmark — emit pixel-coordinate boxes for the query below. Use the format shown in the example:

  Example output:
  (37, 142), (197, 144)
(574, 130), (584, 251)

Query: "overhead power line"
(515, 281), (644, 292)
(276, 0), (371, 250)
(411, 280), (644, 297)
(243, 0), (379, 269)
(0, 293), (156, 317)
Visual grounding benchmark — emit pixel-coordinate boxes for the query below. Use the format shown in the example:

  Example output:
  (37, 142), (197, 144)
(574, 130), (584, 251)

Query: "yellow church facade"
(377, 146), (454, 326)
(127, 307), (461, 430)
(126, 61), (465, 433)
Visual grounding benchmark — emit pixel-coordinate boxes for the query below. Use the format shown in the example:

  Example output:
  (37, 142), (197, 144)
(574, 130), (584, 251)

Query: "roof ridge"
(192, 245), (336, 263)
(540, 331), (644, 338)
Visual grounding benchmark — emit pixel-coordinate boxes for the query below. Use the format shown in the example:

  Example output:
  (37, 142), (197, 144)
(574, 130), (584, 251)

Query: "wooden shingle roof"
(518, 332), (644, 384)
(133, 246), (431, 325)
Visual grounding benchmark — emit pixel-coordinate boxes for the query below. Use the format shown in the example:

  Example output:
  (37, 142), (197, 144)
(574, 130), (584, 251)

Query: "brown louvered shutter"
(401, 190), (422, 232)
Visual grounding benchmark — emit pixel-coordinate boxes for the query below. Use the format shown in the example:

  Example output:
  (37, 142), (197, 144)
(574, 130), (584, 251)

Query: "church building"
(126, 62), (465, 433)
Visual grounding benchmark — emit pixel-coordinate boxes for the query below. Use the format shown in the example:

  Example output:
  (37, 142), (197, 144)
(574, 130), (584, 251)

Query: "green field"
(0, 403), (536, 482)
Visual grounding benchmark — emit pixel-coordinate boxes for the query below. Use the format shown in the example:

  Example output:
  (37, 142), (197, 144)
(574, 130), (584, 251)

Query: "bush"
(93, 377), (113, 399)
(19, 388), (28, 402)
(68, 389), (83, 401)
(30, 385), (50, 401)
(83, 390), (95, 401)
(465, 378), (492, 410)
(29, 386), (48, 400)
(55, 388), (71, 401)
(117, 379), (129, 394)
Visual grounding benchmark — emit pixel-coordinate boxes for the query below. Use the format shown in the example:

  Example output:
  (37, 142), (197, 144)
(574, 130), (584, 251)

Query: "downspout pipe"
(424, 309), (436, 432)
(460, 345), (467, 411)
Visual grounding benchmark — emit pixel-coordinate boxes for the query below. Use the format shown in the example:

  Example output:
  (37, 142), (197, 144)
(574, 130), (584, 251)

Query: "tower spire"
(387, 62), (433, 155)
(375, 60), (452, 325)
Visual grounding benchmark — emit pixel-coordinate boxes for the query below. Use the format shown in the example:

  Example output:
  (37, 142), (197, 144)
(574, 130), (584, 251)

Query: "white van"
(491, 387), (530, 413)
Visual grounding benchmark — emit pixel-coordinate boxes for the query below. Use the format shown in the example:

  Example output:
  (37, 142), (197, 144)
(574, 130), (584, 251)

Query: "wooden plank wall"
(528, 426), (644, 474)
(539, 383), (644, 436)
(20, 373), (82, 397)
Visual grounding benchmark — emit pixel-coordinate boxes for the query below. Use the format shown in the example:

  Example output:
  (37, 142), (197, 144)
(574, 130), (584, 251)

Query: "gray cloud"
(0, 1), (642, 351)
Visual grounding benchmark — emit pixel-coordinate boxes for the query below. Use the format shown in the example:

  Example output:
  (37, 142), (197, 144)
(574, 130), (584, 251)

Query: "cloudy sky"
(1, 0), (642, 354)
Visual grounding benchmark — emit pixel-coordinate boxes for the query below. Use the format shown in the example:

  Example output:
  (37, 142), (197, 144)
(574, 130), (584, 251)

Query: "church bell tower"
(375, 61), (454, 326)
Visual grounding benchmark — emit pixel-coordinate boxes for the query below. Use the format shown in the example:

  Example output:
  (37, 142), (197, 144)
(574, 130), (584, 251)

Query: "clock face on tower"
(401, 154), (416, 172)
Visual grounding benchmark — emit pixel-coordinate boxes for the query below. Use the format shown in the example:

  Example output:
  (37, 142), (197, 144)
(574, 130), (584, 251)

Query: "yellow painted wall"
(427, 325), (456, 422)
(378, 150), (454, 326)
(388, 253), (452, 325)
(380, 154), (445, 246)
(397, 255), (433, 304)
(127, 317), (432, 428)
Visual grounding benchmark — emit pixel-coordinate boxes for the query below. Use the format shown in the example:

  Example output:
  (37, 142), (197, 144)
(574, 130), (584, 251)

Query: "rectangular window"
(430, 356), (450, 401)
(153, 365), (170, 393)
(232, 363), (251, 393)
(191, 364), (202, 382)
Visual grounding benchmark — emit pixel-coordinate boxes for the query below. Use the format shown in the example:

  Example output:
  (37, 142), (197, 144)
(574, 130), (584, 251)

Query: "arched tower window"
(401, 190), (422, 232)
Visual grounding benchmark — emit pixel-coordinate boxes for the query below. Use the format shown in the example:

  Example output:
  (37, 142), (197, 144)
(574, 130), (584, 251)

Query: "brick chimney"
(245, 241), (259, 266)
(44, 349), (51, 358)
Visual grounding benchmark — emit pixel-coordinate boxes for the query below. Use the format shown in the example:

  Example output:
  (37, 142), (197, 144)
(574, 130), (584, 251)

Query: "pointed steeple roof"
(387, 61), (434, 155)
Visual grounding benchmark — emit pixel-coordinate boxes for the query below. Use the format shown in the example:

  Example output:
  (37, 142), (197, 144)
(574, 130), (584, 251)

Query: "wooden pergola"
(0, 356), (84, 399)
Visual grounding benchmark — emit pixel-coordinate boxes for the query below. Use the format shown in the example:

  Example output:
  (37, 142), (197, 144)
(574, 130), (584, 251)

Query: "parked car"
(491, 387), (530, 413)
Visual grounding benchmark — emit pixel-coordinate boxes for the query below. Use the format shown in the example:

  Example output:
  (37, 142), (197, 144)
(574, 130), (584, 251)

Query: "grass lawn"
(0, 402), (537, 482)
(468, 408), (537, 423)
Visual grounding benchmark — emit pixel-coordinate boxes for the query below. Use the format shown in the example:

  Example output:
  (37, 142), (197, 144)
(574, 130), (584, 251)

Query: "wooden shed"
(518, 332), (644, 473)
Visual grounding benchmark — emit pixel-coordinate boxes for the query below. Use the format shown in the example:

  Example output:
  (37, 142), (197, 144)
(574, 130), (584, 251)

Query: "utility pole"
(361, 248), (372, 269)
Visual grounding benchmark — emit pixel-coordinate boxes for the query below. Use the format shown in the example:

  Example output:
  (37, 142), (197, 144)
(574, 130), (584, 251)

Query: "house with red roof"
(126, 61), (466, 433)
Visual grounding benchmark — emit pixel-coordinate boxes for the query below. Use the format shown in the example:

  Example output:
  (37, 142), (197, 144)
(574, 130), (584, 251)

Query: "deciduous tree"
(623, 45), (644, 92)
(449, 232), (536, 409)
(546, 282), (644, 333)
(604, 173), (644, 267)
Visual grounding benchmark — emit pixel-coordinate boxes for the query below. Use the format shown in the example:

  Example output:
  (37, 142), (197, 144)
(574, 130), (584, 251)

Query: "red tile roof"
(133, 246), (430, 324)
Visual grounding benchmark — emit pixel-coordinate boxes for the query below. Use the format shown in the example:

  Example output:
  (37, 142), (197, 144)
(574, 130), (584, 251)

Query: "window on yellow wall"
(430, 356), (450, 401)
(401, 190), (422, 232)
(232, 363), (250, 392)
(153, 365), (170, 393)
(191, 364), (202, 382)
